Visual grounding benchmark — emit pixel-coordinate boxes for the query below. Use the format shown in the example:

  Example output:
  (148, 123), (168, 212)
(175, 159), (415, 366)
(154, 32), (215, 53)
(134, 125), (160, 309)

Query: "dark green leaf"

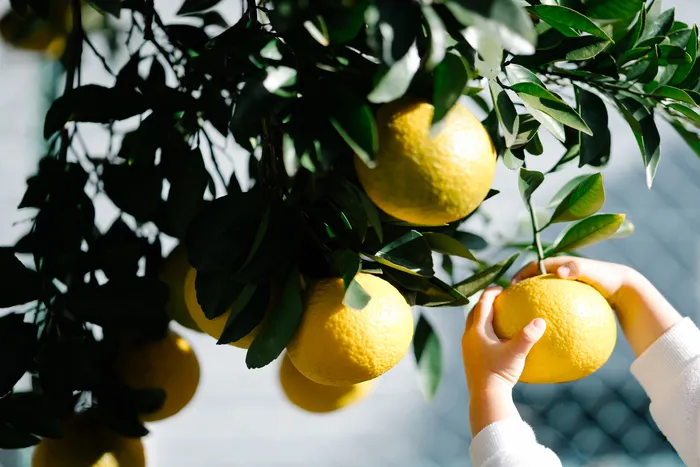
(342, 180), (383, 242)
(365, 0), (421, 64)
(510, 114), (540, 149)
(669, 119), (700, 157)
(564, 37), (611, 61)
(368, 42), (421, 104)
(653, 85), (696, 105)
(453, 253), (519, 297)
(432, 53), (469, 124)
(530, 5), (612, 41)
(328, 91), (379, 167)
(617, 98), (661, 188)
(584, 0), (643, 20)
(667, 103), (700, 127)
(0, 392), (62, 438)
(0, 248), (41, 307)
(550, 213), (626, 253)
(454, 231), (488, 250)
(548, 173), (605, 224)
(518, 168), (544, 206)
(44, 85), (148, 138)
(422, 6), (447, 71)
(510, 82), (592, 135)
(0, 314), (36, 396)
(368, 230), (434, 277)
(423, 233), (477, 261)
(547, 174), (591, 208)
(246, 268), (303, 369)
(0, 423), (40, 449)
(503, 148), (525, 169)
(217, 283), (266, 345)
(625, 45), (659, 83)
(330, 249), (361, 289)
(669, 26), (697, 86)
(524, 132), (544, 155)
(102, 162), (162, 222)
(177, 0), (221, 15)
(637, 8), (674, 46)
(489, 80), (519, 147)
(657, 45), (692, 65)
(413, 314), (441, 401)
(577, 86), (611, 167)
(618, 47), (652, 65)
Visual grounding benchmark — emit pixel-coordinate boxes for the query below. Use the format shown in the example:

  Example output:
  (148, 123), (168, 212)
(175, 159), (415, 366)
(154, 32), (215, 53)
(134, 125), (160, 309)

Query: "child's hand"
(511, 256), (634, 303)
(462, 287), (546, 393)
(462, 287), (546, 435)
(511, 256), (682, 358)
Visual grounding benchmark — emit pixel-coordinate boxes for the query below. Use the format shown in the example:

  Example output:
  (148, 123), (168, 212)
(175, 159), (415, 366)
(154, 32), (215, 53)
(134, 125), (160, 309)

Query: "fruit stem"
(527, 196), (547, 275)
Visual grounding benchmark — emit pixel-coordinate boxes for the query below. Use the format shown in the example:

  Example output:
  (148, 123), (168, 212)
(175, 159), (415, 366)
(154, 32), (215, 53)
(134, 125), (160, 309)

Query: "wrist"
(468, 384), (520, 437)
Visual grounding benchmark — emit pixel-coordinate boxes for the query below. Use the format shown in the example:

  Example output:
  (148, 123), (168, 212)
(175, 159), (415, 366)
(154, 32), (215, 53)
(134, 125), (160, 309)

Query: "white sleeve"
(630, 317), (700, 467)
(470, 419), (563, 467)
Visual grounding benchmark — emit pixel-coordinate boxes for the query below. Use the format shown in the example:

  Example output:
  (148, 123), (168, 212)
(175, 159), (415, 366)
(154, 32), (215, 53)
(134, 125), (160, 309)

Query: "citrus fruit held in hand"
(279, 354), (374, 413)
(183, 268), (269, 349)
(493, 274), (617, 384)
(287, 273), (413, 386)
(32, 413), (145, 467)
(160, 245), (201, 332)
(115, 330), (200, 422)
(354, 100), (497, 226)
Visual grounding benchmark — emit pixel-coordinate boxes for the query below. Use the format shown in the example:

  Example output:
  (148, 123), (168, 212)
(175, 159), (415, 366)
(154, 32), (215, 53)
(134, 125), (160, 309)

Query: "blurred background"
(0, 0), (698, 465)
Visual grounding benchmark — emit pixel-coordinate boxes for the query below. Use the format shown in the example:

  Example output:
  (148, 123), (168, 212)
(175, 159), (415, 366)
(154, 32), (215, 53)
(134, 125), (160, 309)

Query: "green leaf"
(511, 114), (541, 149)
(454, 231), (488, 250)
(585, 0), (643, 20)
(547, 174), (591, 208)
(653, 85), (696, 105)
(577, 86), (611, 167)
(667, 103), (700, 127)
(342, 180), (383, 242)
(423, 232), (477, 261)
(548, 173), (605, 224)
(0, 249), (41, 307)
(432, 53), (469, 124)
(177, 0), (221, 15)
(530, 5), (612, 41)
(330, 249), (361, 289)
(218, 283), (270, 345)
(657, 45), (692, 65)
(625, 45), (659, 83)
(618, 47), (652, 65)
(525, 106), (566, 142)
(489, 80), (519, 147)
(669, 26), (697, 86)
(510, 82), (592, 135)
(343, 278), (372, 311)
(669, 119), (700, 157)
(413, 314), (442, 401)
(246, 268), (303, 369)
(87, 0), (122, 16)
(0, 392), (62, 439)
(445, 0), (536, 55)
(328, 91), (379, 167)
(453, 253), (520, 298)
(0, 423), (40, 449)
(368, 231), (434, 277)
(422, 6), (447, 71)
(550, 214), (626, 254)
(368, 42), (421, 104)
(365, 1), (421, 65)
(637, 8), (674, 46)
(518, 168), (544, 206)
(617, 98), (661, 188)
(102, 162), (162, 222)
(564, 37), (612, 61)
(0, 314), (37, 396)
(44, 85), (148, 138)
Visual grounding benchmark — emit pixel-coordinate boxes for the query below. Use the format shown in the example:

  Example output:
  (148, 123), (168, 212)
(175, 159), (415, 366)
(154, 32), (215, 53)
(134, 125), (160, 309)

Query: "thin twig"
(83, 34), (114, 75)
(527, 196), (547, 275)
(59, 0), (83, 163)
(201, 129), (227, 193)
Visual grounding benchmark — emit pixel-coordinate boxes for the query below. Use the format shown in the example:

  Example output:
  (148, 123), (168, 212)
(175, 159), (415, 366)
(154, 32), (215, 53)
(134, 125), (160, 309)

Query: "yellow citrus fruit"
(279, 354), (374, 413)
(160, 245), (201, 332)
(183, 268), (268, 349)
(115, 330), (200, 422)
(32, 413), (145, 467)
(287, 272), (413, 386)
(354, 100), (497, 226)
(493, 274), (617, 384)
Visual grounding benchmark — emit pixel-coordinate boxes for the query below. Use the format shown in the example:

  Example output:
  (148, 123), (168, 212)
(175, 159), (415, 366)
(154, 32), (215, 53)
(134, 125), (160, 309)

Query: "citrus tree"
(0, 0), (699, 454)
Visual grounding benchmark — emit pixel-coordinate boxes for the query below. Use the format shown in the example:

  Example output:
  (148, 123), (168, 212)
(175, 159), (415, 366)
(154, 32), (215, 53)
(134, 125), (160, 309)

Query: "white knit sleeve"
(630, 317), (700, 467)
(470, 419), (563, 467)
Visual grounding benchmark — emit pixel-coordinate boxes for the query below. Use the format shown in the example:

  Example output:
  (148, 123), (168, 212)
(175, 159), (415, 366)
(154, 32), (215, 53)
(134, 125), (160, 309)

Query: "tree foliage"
(0, 0), (697, 446)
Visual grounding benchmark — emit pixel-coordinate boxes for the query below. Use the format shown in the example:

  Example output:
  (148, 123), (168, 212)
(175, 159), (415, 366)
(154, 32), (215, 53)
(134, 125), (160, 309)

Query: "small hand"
(462, 287), (547, 393)
(511, 256), (634, 304)
(462, 287), (546, 436)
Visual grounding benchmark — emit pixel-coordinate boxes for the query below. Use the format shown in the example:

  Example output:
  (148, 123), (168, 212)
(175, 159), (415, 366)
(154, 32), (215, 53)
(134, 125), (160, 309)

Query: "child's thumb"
(507, 318), (546, 358)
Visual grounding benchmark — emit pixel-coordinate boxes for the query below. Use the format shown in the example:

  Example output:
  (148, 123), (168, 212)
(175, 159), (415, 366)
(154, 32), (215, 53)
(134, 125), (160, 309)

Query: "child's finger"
(474, 287), (502, 332)
(506, 318), (546, 357)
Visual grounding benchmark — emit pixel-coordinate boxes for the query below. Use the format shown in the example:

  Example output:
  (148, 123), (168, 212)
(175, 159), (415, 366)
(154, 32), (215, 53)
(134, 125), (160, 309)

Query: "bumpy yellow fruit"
(160, 245), (201, 332)
(32, 413), (145, 467)
(354, 101), (497, 226)
(493, 275), (617, 384)
(116, 330), (200, 422)
(279, 354), (374, 413)
(183, 268), (264, 349)
(287, 273), (413, 386)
